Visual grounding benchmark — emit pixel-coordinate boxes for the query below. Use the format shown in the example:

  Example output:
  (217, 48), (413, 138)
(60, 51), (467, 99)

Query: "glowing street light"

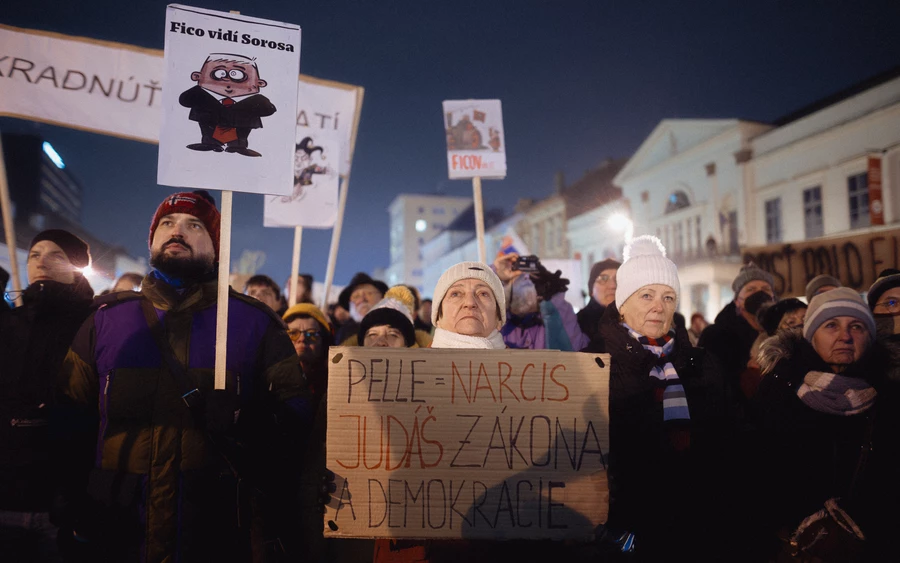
(607, 213), (634, 242)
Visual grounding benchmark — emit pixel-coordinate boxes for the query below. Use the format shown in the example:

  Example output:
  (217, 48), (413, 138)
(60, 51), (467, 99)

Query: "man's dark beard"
(150, 246), (214, 283)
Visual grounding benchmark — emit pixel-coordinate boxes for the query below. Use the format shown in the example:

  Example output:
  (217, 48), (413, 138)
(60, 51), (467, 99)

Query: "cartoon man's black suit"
(180, 54), (276, 157)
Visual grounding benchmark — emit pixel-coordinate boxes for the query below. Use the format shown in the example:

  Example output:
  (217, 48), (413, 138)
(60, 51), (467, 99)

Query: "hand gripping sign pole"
(0, 134), (24, 307)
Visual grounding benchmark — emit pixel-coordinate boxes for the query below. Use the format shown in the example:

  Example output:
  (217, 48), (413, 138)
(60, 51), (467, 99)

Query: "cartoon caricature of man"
(179, 53), (276, 157)
(282, 137), (329, 202)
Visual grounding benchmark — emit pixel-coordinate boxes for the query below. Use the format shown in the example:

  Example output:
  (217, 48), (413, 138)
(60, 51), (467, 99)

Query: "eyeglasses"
(596, 274), (615, 283)
(287, 329), (321, 342)
(210, 68), (248, 83)
(874, 298), (900, 314)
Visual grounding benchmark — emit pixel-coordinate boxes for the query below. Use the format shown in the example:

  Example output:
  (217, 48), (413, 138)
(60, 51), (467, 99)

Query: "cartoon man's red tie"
(212, 97), (238, 144)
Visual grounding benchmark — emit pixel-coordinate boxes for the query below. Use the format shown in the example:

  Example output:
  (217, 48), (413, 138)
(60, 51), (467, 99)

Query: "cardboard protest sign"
(263, 132), (340, 228)
(0, 24), (163, 143)
(157, 5), (300, 195)
(297, 76), (363, 177)
(742, 226), (900, 296)
(324, 347), (610, 540)
(443, 99), (507, 180)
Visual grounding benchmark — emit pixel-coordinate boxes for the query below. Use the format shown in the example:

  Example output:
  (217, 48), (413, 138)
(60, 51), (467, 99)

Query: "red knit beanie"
(148, 191), (221, 259)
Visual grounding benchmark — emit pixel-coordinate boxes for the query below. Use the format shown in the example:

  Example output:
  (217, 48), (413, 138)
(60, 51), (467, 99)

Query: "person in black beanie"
(758, 297), (807, 337)
(577, 258), (620, 346)
(0, 229), (95, 562)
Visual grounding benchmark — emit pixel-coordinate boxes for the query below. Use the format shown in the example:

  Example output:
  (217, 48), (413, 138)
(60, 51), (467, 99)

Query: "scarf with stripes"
(625, 324), (692, 449)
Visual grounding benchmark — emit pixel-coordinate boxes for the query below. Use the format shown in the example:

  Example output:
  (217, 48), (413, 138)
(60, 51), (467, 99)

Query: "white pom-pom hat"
(615, 235), (681, 309)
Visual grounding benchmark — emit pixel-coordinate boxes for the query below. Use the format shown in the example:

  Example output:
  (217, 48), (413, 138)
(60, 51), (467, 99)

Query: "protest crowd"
(2, 0), (900, 559)
(0, 186), (898, 563)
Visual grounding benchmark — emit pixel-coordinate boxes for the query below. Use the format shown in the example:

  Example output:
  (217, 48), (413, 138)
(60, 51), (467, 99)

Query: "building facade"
(384, 194), (470, 295)
(743, 70), (900, 297)
(0, 133), (145, 293)
(613, 119), (774, 319)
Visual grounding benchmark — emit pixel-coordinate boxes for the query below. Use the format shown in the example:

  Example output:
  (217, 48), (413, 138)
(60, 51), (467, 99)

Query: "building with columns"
(613, 119), (773, 319)
(616, 66), (900, 317)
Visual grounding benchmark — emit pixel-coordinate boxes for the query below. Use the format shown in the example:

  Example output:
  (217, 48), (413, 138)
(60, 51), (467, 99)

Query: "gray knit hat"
(615, 235), (680, 309)
(432, 262), (506, 326)
(803, 287), (875, 343)
(732, 262), (776, 296)
(867, 269), (900, 310)
(805, 274), (842, 303)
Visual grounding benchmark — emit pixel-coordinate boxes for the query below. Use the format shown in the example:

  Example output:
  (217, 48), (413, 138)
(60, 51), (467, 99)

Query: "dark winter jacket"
(576, 298), (605, 342)
(0, 277), (93, 512)
(753, 331), (882, 549)
(599, 303), (733, 559)
(697, 301), (760, 423)
(59, 273), (311, 563)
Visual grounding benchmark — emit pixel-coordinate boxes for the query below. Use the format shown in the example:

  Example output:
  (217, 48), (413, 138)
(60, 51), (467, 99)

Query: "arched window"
(665, 191), (691, 214)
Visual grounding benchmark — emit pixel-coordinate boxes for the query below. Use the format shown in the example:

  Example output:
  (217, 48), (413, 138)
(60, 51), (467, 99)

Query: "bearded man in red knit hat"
(57, 190), (311, 563)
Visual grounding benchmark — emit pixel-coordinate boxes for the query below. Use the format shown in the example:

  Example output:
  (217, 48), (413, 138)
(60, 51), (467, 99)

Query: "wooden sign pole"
(289, 225), (302, 306)
(321, 86), (365, 310)
(472, 176), (486, 263)
(213, 7), (242, 392)
(321, 176), (348, 310)
(0, 133), (23, 307)
(214, 190), (232, 391)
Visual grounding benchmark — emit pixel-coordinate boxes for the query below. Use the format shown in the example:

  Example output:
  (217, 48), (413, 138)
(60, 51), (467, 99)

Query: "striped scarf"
(625, 324), (692, 424)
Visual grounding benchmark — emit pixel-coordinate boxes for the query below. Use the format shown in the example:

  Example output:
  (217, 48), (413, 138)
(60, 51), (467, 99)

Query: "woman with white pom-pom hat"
(595, 235), (735, 560)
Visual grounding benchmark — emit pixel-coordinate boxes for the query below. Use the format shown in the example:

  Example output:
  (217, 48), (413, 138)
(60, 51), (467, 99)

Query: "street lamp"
(608, 213), (633, 243)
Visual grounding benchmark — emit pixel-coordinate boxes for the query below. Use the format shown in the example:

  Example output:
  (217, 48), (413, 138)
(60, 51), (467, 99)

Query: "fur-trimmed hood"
(757, 329), (804, 376)
(758, 328), (888, 385)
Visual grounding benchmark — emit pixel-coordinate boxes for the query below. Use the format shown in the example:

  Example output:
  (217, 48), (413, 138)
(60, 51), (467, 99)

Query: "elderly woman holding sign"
(373, 262), (507, 563)
(428, 261), (508, 350)
(596, 236), (731, 559)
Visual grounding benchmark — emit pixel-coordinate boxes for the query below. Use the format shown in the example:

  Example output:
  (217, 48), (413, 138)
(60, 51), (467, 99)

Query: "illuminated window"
(415, 219), (427, 232)
(664, 191), (690, 214)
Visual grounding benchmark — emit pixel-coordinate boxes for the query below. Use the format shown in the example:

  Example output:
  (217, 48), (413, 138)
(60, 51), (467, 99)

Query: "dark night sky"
(3, 0), (900, 291)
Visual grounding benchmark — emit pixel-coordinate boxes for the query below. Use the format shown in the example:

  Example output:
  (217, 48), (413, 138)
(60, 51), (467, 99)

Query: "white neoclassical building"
(616, 68), (900, 318)
(613, 119), (773, 320)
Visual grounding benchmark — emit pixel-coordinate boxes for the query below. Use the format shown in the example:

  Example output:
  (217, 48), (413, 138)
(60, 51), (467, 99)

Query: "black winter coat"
(0, 278), (93, 511)
(599, 304), (735, 560)
(753, 331), (888, 557)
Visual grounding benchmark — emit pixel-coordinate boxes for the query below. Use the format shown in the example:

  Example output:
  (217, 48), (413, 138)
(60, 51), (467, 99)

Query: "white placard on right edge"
(442, 99), (506, 180)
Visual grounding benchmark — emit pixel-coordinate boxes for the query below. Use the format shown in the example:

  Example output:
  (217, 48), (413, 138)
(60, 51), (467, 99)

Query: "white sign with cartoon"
(157, 4), (301, 195)
(442, 99), (507, 180)
(263, 132), (340, 228)
(297, 77), (361, 177)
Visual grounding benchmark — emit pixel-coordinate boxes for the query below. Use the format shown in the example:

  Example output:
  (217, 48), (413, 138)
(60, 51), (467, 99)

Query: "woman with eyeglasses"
(282, 303), (334, 408)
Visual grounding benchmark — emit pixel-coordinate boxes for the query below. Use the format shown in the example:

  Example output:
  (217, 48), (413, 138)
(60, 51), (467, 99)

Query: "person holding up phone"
(491, 252), (588, 351)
